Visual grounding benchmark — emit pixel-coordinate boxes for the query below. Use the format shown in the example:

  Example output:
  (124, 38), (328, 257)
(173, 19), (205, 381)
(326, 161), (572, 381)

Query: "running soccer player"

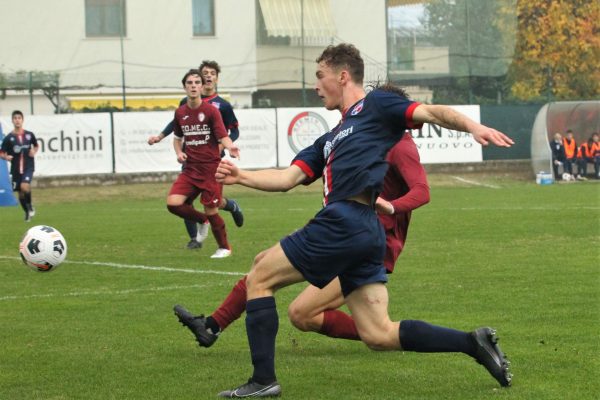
(166, 69), (240, 259)
(211, 44), (514, 397)
(174, 132), (430, 345)
(149, 60), (243, 250)
(0, 110), (39, 222)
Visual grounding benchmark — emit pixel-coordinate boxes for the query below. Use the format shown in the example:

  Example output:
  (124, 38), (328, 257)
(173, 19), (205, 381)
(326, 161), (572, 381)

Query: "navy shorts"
(280, 200), (388, 296)
(12, 169), (34, 191)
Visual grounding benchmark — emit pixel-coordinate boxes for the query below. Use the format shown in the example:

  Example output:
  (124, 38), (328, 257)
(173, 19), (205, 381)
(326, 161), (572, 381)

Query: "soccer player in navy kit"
(174, 132), (430, 344)
(0, 110), (39, 221)
(166, 69), (240, 258)
(149, 60), (243, 250)
(211, 44), (513, 397)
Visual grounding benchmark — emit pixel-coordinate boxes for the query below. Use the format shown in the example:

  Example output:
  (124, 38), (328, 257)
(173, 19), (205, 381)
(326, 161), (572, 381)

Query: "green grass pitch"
(0, 177), (598, 399)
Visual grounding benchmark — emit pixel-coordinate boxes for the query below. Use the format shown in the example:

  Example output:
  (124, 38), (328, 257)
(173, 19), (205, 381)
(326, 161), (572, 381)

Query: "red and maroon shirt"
(173, 101), (227, 179)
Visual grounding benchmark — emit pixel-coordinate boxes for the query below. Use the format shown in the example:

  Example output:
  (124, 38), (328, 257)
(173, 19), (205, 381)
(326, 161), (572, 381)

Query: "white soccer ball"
(562, 173), (574, 182)
(19, 225), (68, 272)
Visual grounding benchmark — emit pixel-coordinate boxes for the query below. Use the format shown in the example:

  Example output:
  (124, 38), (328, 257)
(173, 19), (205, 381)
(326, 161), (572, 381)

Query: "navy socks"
(184, 219), (197, 239)
(399, 320), (475, 357)
(246, 297), (278, 385)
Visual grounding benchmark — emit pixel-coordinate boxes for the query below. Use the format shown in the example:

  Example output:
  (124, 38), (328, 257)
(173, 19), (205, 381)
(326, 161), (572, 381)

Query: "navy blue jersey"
(1, 130), (38, 175)
(202, 94), (239, 141)
(292, 89), (421, 205)
(163, 94), (239, 141)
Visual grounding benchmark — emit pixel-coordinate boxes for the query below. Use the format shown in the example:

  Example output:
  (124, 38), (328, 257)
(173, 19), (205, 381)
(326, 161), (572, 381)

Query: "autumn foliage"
(508, 0), (600, 101)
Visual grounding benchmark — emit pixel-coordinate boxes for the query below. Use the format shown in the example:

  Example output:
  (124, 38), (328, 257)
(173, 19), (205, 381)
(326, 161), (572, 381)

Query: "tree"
(507, 0), (600, 101)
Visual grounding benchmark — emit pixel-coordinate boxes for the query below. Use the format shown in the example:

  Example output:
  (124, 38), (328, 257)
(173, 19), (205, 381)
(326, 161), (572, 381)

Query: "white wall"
(331, 0), (388, 82)
(0, 0), (257, 96)
(0, 0), (392, 113)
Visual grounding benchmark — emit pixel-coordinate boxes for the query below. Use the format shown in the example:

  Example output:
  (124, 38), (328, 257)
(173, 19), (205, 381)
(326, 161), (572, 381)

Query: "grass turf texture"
(0, 176), (598, 399)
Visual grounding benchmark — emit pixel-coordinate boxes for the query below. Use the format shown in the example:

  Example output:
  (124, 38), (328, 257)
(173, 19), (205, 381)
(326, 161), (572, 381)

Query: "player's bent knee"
(252, 250), (268, 266)
(287, 304), (312, 332)
(166, 204), (180, 215)
(246, 264), (270, 294)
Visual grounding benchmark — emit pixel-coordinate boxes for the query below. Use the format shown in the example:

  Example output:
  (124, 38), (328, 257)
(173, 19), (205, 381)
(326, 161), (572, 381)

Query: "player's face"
(12, 114), (23, 129)
(184, 74), (203, 99)
(315, 62), (342, 111)
(201, 67), (218, 93)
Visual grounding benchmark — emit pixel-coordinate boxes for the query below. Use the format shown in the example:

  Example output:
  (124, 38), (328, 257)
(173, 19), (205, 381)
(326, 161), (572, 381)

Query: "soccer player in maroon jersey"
(174, 132), (430, 342)
(166, 69), (240, 258)
(149, 60), (243, 250)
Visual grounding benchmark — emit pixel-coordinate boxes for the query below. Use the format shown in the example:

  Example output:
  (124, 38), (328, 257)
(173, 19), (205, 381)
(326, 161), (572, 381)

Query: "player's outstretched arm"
(216, 159), (307, 192)
(413, 104), (514, 147)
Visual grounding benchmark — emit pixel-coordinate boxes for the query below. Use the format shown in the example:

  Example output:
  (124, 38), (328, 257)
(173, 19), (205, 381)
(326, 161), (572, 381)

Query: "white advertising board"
(276, 108), (342, 167)
(225, 109), (277, 169)
(275, 105), (482, 166)
(0, 104), (484, 180)
(113, 111), (180, 173)
(0, 113), (113, 176)
(412, 105), (482, 164)
(113, 109), (278, 173)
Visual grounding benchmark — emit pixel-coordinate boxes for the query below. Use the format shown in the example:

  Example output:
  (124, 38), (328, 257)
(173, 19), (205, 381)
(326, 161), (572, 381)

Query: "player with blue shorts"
(172, 133), (430, 345)
(0, 110), (39, 222)
(213, 43), (514, 397)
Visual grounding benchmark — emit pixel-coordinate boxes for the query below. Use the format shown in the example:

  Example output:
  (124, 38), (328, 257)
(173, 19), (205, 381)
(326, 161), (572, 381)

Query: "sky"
(388, 4), (425, 28)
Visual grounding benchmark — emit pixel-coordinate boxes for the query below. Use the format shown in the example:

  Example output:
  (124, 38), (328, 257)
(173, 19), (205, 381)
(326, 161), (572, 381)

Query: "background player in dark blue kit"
(148, 60), (243, 250)
(212, 44), (515, 398)
(0, 110), (39, 222)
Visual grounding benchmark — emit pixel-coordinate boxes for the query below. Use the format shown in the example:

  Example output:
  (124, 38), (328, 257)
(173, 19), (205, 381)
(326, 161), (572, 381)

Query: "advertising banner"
(275, 105), (482, 166)
(0, 104), (484, 181)
(226, 109), (277, 169)
(113, 111), (181, 173)
(13, 113), (113, 176)
(113, 109), (278, 173)
(275, 107), (341, 167)
(412, 105), (482, 164)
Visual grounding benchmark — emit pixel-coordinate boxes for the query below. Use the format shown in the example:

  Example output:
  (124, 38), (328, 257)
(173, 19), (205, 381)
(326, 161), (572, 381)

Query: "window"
(85, 0), (126, 37)
(192, 0), (215, 36)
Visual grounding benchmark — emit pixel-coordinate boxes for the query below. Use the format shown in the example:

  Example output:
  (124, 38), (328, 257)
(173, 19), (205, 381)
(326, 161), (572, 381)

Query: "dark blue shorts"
(280, 200), (387, 296)
(12, 169), (34, 191)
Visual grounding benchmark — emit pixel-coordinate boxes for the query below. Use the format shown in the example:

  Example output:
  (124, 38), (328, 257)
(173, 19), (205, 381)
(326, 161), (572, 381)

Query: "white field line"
(0, 283), (208, 301)
(451, 176), (501, 189)
(0, 256), (246, 276)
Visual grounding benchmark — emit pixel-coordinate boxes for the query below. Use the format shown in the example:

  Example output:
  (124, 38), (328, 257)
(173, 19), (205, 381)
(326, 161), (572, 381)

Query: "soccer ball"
(19, 225), (68, 272)
(562, 173), (575, 182)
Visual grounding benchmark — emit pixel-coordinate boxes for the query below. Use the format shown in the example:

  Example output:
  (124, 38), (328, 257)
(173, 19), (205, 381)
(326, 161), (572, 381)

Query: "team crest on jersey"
(350, 100), (364, 116)
(198, 112), (205, 122)
(211, 102), (221, 110)
(25, 134), (31, 140)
